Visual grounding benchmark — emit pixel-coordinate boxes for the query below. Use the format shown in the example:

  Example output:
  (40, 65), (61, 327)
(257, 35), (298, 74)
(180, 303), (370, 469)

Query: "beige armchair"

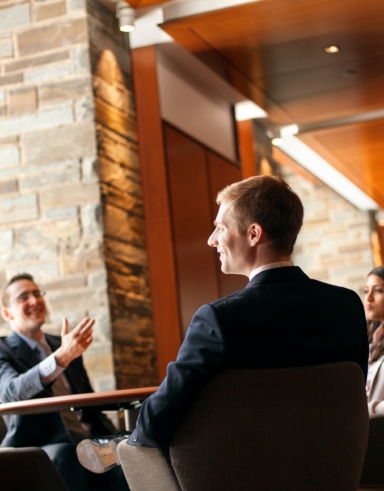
(118, 363), (369, 491)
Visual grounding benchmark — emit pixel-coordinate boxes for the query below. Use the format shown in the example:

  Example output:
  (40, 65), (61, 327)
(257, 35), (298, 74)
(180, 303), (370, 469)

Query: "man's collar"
(249, 261), (294, 281)
(12, 331), (45, 350)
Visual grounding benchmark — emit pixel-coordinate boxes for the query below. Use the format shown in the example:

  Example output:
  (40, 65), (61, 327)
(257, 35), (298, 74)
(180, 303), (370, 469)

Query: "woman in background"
(365, 265), (384, 416)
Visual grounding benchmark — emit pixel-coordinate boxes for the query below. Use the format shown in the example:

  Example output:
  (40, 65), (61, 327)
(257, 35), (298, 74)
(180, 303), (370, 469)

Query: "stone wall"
(86, 0), (157, 390)
(281, 166), (374, 298)
(0, 0), (157, 391)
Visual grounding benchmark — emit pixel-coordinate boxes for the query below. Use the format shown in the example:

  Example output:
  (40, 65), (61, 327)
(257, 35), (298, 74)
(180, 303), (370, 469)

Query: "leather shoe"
(76, 434), (130, 474)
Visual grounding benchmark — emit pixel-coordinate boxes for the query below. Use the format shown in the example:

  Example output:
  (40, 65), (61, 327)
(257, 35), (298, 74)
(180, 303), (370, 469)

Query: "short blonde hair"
(217, 176), (303, 255)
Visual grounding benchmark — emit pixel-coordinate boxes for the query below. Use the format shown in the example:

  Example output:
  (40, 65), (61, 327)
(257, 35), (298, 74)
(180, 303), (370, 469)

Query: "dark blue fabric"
(128, 267), (369, 449)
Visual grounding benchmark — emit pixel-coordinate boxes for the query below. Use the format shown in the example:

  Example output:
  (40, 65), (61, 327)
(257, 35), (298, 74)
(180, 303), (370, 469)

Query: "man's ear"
(249, 223), (263, 246)
(1, 307), (13, 322)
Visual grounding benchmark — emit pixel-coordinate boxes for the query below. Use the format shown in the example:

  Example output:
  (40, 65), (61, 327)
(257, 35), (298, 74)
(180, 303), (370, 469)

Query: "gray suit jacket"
(0, 331), (115, 447)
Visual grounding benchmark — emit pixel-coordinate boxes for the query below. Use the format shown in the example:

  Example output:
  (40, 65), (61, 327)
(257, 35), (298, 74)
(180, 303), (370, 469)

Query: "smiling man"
(0, 273), (129, 491)
(81, 175), (368, 472)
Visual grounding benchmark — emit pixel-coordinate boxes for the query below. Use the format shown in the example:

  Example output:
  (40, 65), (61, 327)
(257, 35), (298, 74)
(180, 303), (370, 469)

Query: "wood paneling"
(237, 119), (257, 179)
(207, 152), (248, 297)
(165, 125), (220, 337)
(298, 119), (384, 208)
(124, 0), (172, 8)
(161, 0), (384, 125)
(131, 46), (182, 382)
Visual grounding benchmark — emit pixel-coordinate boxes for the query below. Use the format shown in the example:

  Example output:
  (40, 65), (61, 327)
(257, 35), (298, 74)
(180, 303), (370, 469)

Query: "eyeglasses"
(8, 290), (46, 305)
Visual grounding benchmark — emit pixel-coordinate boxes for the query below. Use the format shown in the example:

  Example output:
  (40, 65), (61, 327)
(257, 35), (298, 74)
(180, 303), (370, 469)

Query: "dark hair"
(1, 273), (35, 308)
(217, 176), (304, 255)
(367, 266), (384, 364)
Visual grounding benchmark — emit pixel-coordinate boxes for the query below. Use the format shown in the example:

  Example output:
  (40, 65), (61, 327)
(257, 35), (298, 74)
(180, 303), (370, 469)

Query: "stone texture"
(81, 203), (102, 236)
(41, 274), (86, 290)
(0, 229), (13, 251)
(82, 156), (98, 183)
(69, 0), (85, 11)
(0, 40), (13, 59)
(72, 46), (90, 74)
(95, 98), (136, 141)
(0, 145), (19, 167)
(103, 204), (129, 242)
(0, 193), (38, 224)
(0, 245), (57, 265)
(98, 126), (139, 171)
(39, 75), (92, 105)
(17, 18), (88, 57)
(23, 121), (96, 163)
(0, 73), (22, 87)
(0, 90), (4, 102)
(5, 51), (70, 73)
(41, 182), (100, 207)
(34, 1), (66, 21)
(7, 261), (58, 280)
(98, 158), (141, 196)
(19, 166), (80, 190)
(0, 106), (73, 138)
(103, 237), (147, 267)
(61, 240), (103, 274)
(9, 87), (37, 115)
(16, 217), (81, 246)
(0, 3), (30, 32)
(0, 159), (79, 179)
(44, 206), (78, 220)
(75, 96), (94, 121)
(0, 179), (17, 194)
(25, 63), (70, 83)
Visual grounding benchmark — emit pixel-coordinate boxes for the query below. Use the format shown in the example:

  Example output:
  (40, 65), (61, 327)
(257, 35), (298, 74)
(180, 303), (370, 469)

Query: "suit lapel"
(5, 331), (41, 369)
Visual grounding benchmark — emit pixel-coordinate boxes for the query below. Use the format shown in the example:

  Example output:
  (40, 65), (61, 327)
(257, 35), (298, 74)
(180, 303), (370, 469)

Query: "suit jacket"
(0, 331), (115, 448)
(128, 266), (369, 449)
(367, 354), (384, 416)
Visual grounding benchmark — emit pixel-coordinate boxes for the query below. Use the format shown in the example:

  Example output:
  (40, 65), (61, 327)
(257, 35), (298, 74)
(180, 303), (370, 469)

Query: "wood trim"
(131, 46), (182, 382)
(236, 120), (257, 179)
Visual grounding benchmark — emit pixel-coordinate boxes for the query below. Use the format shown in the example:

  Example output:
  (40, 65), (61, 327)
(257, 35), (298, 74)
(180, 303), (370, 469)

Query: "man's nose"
(207, 231), (217, 247)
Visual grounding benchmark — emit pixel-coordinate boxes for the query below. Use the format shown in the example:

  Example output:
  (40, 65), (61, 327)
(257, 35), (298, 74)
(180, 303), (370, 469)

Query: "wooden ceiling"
(160, 0), (384, 207)
(124, 0), (173, 8)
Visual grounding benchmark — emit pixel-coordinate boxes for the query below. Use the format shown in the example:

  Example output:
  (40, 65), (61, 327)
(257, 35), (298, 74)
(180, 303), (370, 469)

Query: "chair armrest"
(360, 415), (384, 488)
(117, 441), (181, 491)
(0, 447), (69, 491)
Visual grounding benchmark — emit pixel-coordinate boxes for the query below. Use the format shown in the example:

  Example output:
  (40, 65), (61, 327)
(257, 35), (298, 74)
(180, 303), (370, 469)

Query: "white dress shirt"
(249, 261), (294, 281)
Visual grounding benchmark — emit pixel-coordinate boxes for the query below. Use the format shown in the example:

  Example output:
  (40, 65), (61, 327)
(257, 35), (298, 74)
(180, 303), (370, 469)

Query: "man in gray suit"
(0, 273), (129, 491)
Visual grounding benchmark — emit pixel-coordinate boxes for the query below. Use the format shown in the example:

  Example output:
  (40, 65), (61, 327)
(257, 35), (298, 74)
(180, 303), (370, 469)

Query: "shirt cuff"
(39, 353), (66, 384)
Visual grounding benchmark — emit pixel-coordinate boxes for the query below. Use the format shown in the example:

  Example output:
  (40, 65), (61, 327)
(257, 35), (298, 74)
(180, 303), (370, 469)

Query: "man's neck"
(246, 252), (291, 278)
(11, 325), (43, 341)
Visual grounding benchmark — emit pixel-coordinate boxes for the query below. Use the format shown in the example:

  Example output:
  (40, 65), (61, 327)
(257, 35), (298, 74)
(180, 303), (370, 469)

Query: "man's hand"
(54, 317), (94, 368)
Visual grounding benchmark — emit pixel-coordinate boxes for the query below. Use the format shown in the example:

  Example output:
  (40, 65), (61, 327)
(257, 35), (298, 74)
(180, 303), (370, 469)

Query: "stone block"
(108, 270), (148, 296)
(0, 193), (38, 224)
(129, 215), (145, 248)
(0, 40), (13, 59)
(98, 126), (139, 171)
(7, 261), (58, 280)
(41, 182), (100, 207)
(103, 204), (129, 242)
(0, 3), (30, 32)
(41, 274), (86, 290)
(25, 63), (70, 83)
(0, 106), (73, 138)
(75, 96), (94, 121)
(0, 179), (17, 194)
(104, 237), (147, 267)
(17, 17), (87, 57)
(69, 0), (85, 11)
(0, 90), (4, 102)
(0, 73), (23, 87)
(88, 270), (107, 288)
(0, 158), (79, 179)
(9, 86), (37, 115)
(95, 98), (136, 142)
(93, 78), (131, 115)
(82, 344), (114, 385)
(23, 121), (96, 163)
(81, 203), (102, 236)
(39, 75), (92, 105)
(82, 156), (98, 183)
(5, 51), (70, 73)
(19, 166), (80, 191)
(89, 309), (111, 341)
(34, 1), (66, 21)
(44, 206), (78, 220)
(0, 229), (13, 251)
(0, 145), (19, 167)
(101, 184), (143, 217)
(48, 288), (108, 312)
(0, 245), (57, 265)
(98, 158), (141, 197)
(72, 46), (90, 74)
(17, 217), (81, 246)
(61, 240), (103, 274)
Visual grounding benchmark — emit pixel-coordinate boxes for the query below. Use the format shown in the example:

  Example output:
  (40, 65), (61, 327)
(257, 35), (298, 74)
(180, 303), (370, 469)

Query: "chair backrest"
(0, 416), (7, 443)
(170, 363), (369, 491)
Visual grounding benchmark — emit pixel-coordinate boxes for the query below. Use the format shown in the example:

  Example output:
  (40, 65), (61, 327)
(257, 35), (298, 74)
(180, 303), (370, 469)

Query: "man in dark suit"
(80, 176), (368, 467)
(0, 273), (129, 491)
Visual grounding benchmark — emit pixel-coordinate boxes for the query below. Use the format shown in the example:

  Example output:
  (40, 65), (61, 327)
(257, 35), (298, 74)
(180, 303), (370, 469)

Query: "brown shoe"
(76, 438), (118, 474)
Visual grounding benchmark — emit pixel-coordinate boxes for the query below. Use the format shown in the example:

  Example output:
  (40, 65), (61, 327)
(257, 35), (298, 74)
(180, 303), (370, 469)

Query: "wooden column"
(237, 119), (257, 179)
(131, 46), (182, 382)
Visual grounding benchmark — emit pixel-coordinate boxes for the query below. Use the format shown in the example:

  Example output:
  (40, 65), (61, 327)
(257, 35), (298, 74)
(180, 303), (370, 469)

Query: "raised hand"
(54, 317), (94, 367)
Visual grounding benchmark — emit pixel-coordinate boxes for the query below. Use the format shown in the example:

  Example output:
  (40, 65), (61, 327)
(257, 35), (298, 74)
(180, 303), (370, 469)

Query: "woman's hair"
(367, 266), (384, 364)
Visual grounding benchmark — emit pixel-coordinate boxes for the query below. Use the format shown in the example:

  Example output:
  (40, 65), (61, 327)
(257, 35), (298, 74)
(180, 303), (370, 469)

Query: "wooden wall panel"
(207, 152), (248, 297)
(131, 47), (182, 382)
(237, 119), (257, 179)
(165, 125), (220, 337)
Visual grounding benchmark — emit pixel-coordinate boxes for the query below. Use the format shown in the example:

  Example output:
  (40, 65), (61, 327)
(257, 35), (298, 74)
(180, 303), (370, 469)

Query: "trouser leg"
(42, 442), (90, 491)
(87, 465), (130, 491)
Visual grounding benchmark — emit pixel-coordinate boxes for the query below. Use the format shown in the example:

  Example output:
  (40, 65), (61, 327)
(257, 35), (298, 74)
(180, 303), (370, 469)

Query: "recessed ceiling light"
(324, 45), (340, 54)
